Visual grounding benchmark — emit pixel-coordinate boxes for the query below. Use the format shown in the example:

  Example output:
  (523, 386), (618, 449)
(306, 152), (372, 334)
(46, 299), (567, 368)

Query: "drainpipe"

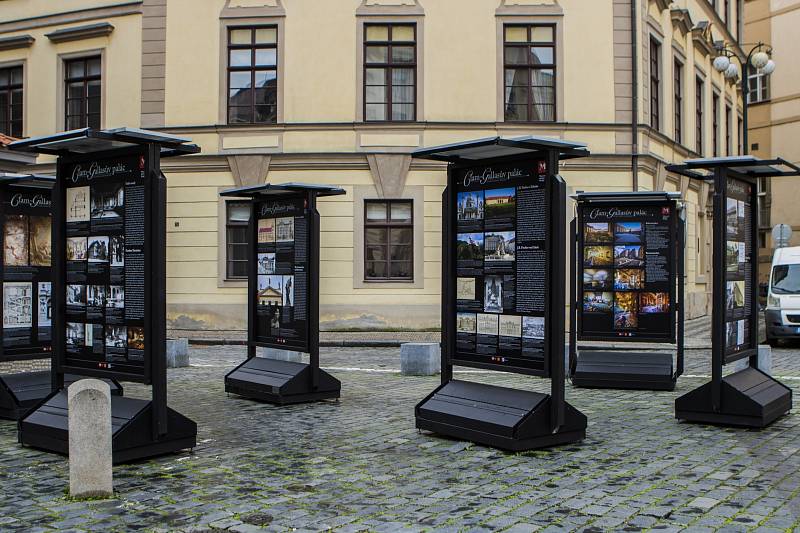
(630, 0), (639, 191)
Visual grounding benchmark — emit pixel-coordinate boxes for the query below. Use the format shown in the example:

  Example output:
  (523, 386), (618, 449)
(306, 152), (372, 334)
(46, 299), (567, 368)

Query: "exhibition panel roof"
(7, 128), (200, 157)
(411, 136), (590, 163)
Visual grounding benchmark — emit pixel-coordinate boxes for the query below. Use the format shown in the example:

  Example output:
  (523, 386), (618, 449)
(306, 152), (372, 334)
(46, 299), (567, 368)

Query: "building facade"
(744, 0), (800, 279)
(0, 0), (745, 331)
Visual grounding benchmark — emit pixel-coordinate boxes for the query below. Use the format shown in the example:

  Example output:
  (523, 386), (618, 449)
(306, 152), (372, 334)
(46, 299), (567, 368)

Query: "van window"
(772, 265), (800, 294)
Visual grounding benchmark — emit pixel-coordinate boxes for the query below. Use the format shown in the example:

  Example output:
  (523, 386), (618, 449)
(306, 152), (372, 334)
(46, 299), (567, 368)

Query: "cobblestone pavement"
(0, 345), (799, 532)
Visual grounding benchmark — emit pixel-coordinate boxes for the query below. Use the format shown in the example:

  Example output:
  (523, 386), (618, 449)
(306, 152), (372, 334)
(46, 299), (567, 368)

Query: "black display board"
(9, 128), (198, 462)
(222, 183), (344, 405)
(577, 199), (677, 343)
(668, 156), (796, 428)
(60, 152), (148, 380)
(413, 136), (589, 451)
(722, 177), (756, 362)
(0, 177), (53, 360)
(254, 195), (310, 351)
(452, 163), (548, 373)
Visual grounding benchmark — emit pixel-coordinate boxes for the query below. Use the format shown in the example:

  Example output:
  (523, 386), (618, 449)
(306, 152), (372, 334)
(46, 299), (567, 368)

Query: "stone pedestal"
(166, 338), (189, 368)
(400, 343), (441, 376)
(258, 347), (304, 363)
(734, 345), (772, 375)
(68, 379), (112, 499)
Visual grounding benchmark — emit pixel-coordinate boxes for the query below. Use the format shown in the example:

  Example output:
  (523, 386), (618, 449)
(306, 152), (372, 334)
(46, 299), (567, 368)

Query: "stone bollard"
(400, 343), (441, 376)
(68, 379), (112, 499)
(258, 347), (303, 363)
(734, 344), (772, 375)
(166, 338), (189, 368)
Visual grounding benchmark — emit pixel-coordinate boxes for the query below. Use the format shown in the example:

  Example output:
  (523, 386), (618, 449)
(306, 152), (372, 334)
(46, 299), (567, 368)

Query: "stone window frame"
(218, 15), (285, 125)
(494, 6), (564, 123)
(353, 184), (424, 289)
(0, 59), (25, 138)
(217, 189), (249, 289)
(355, 13), (425, 123)
(56, 48), (106, 132)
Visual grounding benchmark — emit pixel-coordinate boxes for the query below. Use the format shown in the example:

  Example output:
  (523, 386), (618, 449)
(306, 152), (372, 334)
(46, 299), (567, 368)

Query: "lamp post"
(713, 42), (776, 155)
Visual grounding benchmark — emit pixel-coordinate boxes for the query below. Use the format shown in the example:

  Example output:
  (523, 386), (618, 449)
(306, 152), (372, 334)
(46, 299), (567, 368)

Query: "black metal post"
(309, 192), (320, 389)
(676, 203), (686, 379)
(549, 153), (566, 432)
(568, 217), (577, 375)
(51, 162), (66, 392)
(748, 176), (760, 369)
(440, 179), (453, 385)
(711, 168), (727, 411)
(150, 145), (168, 438)
(247, 200), (257, 361)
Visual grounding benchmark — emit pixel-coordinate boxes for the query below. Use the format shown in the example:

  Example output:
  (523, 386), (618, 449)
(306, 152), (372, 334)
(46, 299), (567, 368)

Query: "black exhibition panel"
(568, 191), (685, 391)
(0, 173), (122, 420)
(667, 156), (798, 428)
(412, 136), (589, 451)
(9, 128), (199, 462)
(220, 183), (344, 405)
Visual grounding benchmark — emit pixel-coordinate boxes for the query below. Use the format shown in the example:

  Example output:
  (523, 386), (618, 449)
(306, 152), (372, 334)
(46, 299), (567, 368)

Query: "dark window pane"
(531, 86), (554, 106)
(391, 103), (414, 121)
(366, 46), (388, 63)
(366, 228), (388, 245)
(87, 80), (101, 97)
(504, 104), (527, 121)
(255, 86), (277, 105)
(230, 260), (248, 278)
(0, 69), (8, 87)
(10, 67), (22, 85)
(391, 46), (415, 63)
(390, 262), (412, 278)
(530, 46), (553, 65)
(230, 49), (252, 67)
(366, 261), (387, 278)
(390, 228), (412, 245)
(365, 85), (386, 104)
(87, 96), (101, 115)
(505, 46), (528, 64)
(531, 69), (554, 87)
(66, 115), (83, 130)
(0, 104), (6, 127)
(67, 98), (83, 116)
(365, 103), (386, 121)
(391, 68), (414, 86)
(229, 87), (252, 106)
(10, 104), (21, 121)
(229, 71), (252, 89)
(10, 88), (22, 105)
(87, 113), (100, 129)
(255, 48), (276, 66)
(365, 246), (386, 262)
(366, 68), (385, 85)
(532, 104), (554, 121)
(228, 106), (253, 123)
(505, 86), (528, 106)
(504, 68), (528, 87)
(391, 85), (414, 104)
(11, 120), (22, 138)
(87, 57), (101, 76)
(67, 82), (83, 99)
(254, 105), (276, 122)
(390, 244), (411, 262)
(67, 60), (85, 79)
(254, 70), (276, 88)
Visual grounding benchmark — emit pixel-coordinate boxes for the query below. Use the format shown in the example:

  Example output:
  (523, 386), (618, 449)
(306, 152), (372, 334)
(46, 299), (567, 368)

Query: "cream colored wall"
(0, 14), (142, 137)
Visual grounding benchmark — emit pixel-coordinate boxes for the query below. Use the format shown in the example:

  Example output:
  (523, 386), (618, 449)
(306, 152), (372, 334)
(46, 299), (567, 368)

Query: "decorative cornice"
(220, 0), (285, 19)
(495, 0), (563, 17)
(356, 0), (424, 17)
(651, 0), (670, 13)
(0, 34), (34, 51)
(0, 2), (140, 35)
(45, 22), (114, 43)
(670, 8), (693, 36)
(691, 21), (714, 58)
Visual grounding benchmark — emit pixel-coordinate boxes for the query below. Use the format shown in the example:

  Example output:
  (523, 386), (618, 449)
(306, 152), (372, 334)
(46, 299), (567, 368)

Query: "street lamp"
(713, 42), (776, 155)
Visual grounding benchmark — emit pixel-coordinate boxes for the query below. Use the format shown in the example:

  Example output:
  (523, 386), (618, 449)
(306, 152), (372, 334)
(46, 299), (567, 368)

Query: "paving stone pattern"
(0, 345), (799, 531)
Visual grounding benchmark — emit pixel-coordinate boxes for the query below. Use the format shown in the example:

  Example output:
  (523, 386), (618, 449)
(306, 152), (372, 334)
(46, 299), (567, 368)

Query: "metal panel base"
(18, 390), (196, 464)
(571, 351), (675, 391)
(0, 371), (123, 421)
(415, 380), (587, 451)
(225, 357), (340, 405)
(675, 367), (792, 428)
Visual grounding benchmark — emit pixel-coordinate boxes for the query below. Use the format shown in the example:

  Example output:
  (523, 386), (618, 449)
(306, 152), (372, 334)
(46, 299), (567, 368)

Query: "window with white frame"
(747, 70), (770, 104)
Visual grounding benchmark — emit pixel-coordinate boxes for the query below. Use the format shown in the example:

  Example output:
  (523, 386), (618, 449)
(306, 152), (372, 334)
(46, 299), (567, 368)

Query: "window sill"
(363, 279), (414, 283)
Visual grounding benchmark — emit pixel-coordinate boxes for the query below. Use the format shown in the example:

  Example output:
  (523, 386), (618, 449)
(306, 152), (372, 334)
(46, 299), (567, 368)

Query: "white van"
(765, 246), (800, 345)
